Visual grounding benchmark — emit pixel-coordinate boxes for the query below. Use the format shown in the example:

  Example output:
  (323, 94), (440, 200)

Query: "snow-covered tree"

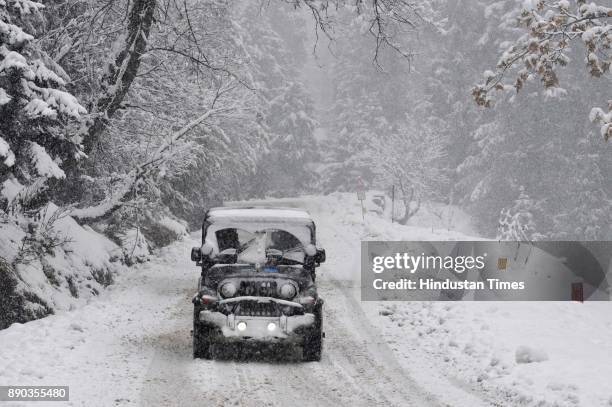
(374, 117), (448, 223)
(33, 0), (267, 229)
(234, 3), (319, 197)
(321, 7), (417, 192)
(473, 0), (611, 140)
(550, 134), (612, 240)
(444, 1), (611, 238)
(496, 187), (544, 241)
(0, 0), (86, 213)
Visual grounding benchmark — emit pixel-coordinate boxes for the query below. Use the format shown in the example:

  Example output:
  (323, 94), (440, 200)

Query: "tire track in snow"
(319, 280), (441, 407)
(138, 287), (217, 407)
(137, 275), (440, 406)
(135, 200), (481, 406)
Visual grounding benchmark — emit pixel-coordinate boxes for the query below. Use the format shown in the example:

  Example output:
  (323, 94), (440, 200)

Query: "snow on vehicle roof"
(207, 207), (313, 223)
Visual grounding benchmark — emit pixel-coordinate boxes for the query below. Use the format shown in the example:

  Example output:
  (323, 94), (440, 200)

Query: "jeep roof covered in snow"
(190, 206), (326, 361)
(202, 206), (317, 241)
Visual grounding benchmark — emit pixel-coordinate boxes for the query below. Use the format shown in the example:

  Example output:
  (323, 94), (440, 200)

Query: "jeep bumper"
(199, 305), (315, 341)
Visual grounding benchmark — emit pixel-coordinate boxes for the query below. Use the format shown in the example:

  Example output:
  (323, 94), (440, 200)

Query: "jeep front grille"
(238, 280), (278, 297)
(234, 300), (281, 317)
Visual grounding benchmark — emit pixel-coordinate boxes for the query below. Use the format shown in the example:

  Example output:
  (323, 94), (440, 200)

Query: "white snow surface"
(0, 192), (611, 406)
(209, 206), (313, 221)
(0, 50), (29, 71)
(157, 216), (188, 237)
(0, 203), (124, 314)
(1, 177), (22, 200)
(0, 19), (34, 45)
(29, 141), (65, 178)
(0, 136), (15, 167)
(0, 88), (11, 105)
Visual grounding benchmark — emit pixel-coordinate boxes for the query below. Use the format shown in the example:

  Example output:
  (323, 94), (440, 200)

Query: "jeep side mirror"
(191, 247), (201, 262)
(315, 248), (326, 264)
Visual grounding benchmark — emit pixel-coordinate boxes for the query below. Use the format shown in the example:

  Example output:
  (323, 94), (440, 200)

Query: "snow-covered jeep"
(190, 207), (326, 361)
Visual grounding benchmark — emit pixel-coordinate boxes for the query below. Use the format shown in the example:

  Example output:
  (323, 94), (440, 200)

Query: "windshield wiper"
(236, 236), (258, 254)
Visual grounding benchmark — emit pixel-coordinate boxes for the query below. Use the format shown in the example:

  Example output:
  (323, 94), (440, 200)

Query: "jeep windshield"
(208, 227), (308, 265)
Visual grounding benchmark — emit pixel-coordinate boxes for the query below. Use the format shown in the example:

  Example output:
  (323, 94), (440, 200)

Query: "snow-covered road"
(3, 193), (611, 406)
(137, 271), (445, 407)
(0, 194), (488, 407)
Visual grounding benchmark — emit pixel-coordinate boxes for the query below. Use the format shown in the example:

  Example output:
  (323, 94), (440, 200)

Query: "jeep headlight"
(278, 283), (297, 299)
(220, 282), (237, 298)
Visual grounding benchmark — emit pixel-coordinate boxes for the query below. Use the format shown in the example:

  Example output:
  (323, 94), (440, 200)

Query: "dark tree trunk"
(397, 184), (420, 225)
(82, 0), (157, 154)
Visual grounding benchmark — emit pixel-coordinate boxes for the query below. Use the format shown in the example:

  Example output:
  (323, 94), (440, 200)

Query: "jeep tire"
(193, 313), (213, 359)
(302, 304), (323, 362)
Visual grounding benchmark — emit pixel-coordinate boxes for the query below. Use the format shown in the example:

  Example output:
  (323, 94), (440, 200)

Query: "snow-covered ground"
(0, 204), (126, 322)
(1, 192), (611, 406)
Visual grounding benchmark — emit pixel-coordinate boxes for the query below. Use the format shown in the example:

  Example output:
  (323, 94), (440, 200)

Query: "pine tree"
(455, 2), (610, 237)
(235, 2), (318, 197)
(496, 187), (544, 241)
(550, 134), (612, 240)
(0, 0), (85, 213)
(322, 10), (412, 192)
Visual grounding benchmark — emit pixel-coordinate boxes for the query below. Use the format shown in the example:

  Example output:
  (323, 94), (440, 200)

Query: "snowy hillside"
(0, 204), (127, 329)
(0, 202), (191, 329)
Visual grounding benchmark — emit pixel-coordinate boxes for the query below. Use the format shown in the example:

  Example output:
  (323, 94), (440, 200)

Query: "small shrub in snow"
(0, 258), (52, 329)
(143, 216), (187, 248)
(91, 268), (114, 287)
(496, 187), (544, 241)
(14, 206), (72, 264)
(0, 203), (124, 328)
(515, 345), (549, 364)
(119, 228), (150, 266)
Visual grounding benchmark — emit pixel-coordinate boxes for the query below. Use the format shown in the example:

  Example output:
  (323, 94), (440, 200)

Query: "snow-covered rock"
(515, 345), (549, 364)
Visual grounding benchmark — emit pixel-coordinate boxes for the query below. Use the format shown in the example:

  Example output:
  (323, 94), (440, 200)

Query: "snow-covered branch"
(82, 0), (156, 154)
(590, 101), (612, 141)
(70, 104), (230, 221)
(473, 0), (611, 139)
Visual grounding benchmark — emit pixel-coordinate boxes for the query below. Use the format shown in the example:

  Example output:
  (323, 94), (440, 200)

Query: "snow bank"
(371, 301), (612, 406)
(0, 236), (197, 406)
(0, 204), (125, 329)
(0, 199), (191, 329)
